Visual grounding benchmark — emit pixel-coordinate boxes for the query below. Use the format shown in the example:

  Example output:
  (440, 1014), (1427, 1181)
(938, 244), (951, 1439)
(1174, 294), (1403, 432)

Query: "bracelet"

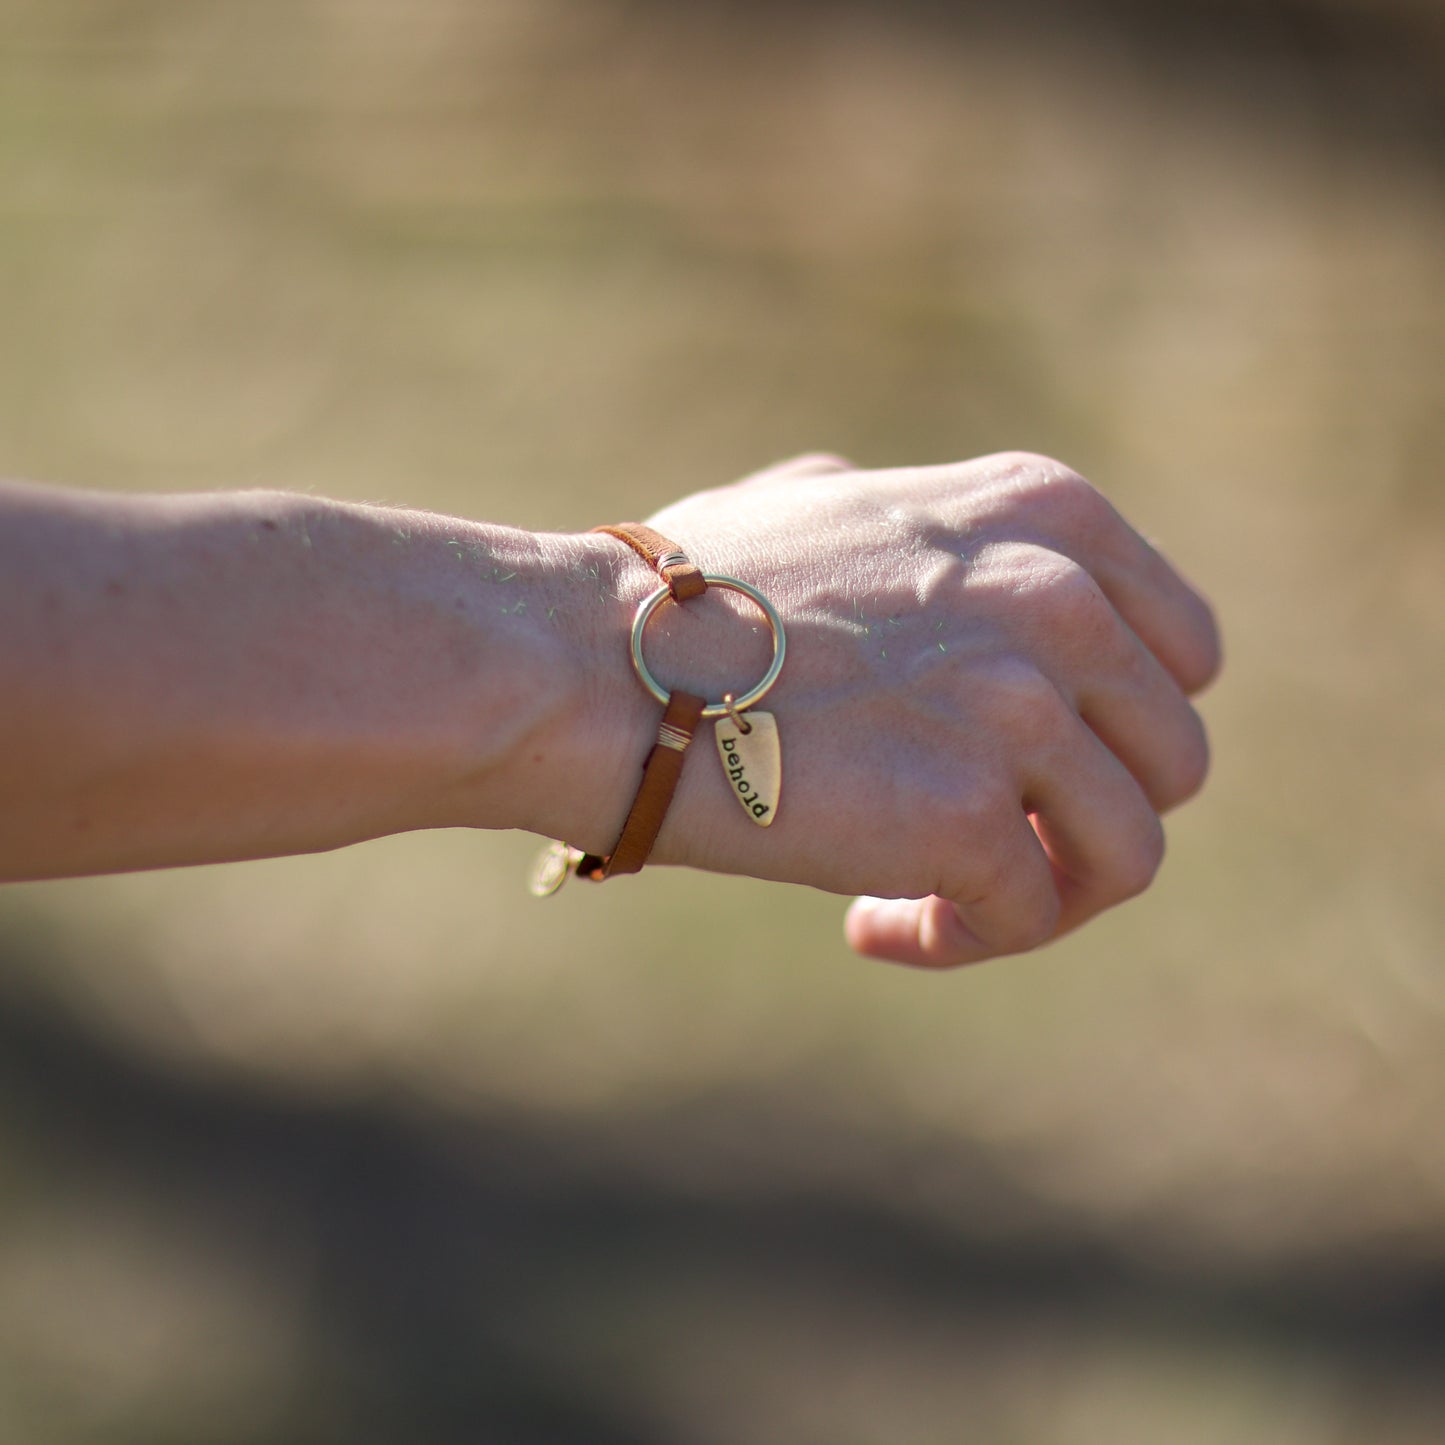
(528, 522), (786, 896)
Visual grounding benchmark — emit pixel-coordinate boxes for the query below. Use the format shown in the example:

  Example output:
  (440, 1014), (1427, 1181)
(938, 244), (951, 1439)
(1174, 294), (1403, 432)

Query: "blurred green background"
(1, 1), (1443, 1441)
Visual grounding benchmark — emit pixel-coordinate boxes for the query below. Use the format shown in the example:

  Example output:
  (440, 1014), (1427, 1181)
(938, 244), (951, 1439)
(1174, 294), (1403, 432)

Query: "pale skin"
(0, 452), (1220, 967)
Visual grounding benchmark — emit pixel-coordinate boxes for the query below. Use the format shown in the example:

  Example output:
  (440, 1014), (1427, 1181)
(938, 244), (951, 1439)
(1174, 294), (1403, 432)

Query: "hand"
(598, 452), (1220, 967)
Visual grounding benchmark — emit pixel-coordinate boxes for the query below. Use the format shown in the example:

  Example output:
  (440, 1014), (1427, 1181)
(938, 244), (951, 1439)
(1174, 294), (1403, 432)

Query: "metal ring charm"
(629, 574), (786, 720)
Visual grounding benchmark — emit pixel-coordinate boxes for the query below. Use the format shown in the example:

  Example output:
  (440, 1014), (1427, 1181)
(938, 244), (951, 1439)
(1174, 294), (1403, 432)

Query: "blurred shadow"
(0, 941), (1441, 1444)
(644, 0), (1445, 157)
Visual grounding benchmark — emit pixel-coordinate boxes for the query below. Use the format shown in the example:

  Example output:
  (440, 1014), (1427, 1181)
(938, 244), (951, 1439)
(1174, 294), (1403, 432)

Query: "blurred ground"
(1, 1), (1443, 1441)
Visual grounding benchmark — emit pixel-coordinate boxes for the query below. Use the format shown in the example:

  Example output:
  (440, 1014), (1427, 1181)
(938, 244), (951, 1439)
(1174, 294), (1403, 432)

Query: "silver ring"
(629, 574), (786, 719)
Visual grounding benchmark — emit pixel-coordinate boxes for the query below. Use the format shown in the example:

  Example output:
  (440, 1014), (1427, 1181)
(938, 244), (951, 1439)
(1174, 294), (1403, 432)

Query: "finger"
(967, 454), (1222, 695)
(735, 452), (854, 486)
(1090, 541), (1221, 698)
(1023, 715), (1167, 937)
(1077, 635), (1211, 813)
(1005, 553), (1212, 812)
(846, 810), (1059, 968)
(847, 897), (990, 968)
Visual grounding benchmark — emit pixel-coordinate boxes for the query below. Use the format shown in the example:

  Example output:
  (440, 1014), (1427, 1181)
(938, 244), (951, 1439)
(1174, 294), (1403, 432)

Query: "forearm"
(0, 481), (628, 880)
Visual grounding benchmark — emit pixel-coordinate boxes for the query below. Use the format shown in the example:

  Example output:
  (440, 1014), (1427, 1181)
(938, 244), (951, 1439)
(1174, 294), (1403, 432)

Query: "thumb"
(844, 895), (995, 970)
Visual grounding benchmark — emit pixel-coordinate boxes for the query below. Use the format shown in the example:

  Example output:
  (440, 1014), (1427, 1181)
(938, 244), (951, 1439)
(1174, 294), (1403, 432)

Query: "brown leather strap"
(575, 689), (706, 880)
(592, 522), (707, 601)
(566, 522), (709, 884)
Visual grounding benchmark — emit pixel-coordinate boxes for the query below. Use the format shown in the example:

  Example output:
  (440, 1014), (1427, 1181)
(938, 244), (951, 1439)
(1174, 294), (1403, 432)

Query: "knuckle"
(991, 546), (1112, 633)
(786, 451), (854, 476)
(740, 452), (853, 486)
(1030, 551), (1107, 613)
(976, 655), (1068, 742)
(1009, 553), (1127, 666)
(998, 452), (1109, 526)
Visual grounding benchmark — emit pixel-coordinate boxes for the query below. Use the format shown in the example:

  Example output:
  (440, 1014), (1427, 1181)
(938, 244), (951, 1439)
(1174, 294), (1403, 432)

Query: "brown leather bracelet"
(573, 686), (705, 880)
(529, 524), (706, 894)
(528, 521), (784, 896)
(579, 523), (707, 880)
(591, 522), (707, 603)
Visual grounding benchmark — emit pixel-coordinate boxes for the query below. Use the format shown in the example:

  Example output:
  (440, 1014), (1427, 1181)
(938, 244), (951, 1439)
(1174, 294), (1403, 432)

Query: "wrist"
(512, 526), (781, 863)
(478, 529), (657, 851)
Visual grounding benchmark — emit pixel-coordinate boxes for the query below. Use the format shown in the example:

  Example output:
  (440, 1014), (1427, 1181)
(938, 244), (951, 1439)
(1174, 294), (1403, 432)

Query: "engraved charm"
(714, 712), (781, 826)
(528, 840), (582, 897)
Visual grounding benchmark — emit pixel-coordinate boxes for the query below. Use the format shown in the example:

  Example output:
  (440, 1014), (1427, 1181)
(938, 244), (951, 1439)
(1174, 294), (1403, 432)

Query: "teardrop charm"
(528, 839), (582, 896)
(714, 712), (781, 826)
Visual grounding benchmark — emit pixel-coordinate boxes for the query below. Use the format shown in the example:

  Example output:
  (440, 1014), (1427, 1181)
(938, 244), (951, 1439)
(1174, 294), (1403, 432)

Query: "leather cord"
(574, 524), (707, 881)
(591, 522), (707, 602)
(574, 688), (706, 880)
